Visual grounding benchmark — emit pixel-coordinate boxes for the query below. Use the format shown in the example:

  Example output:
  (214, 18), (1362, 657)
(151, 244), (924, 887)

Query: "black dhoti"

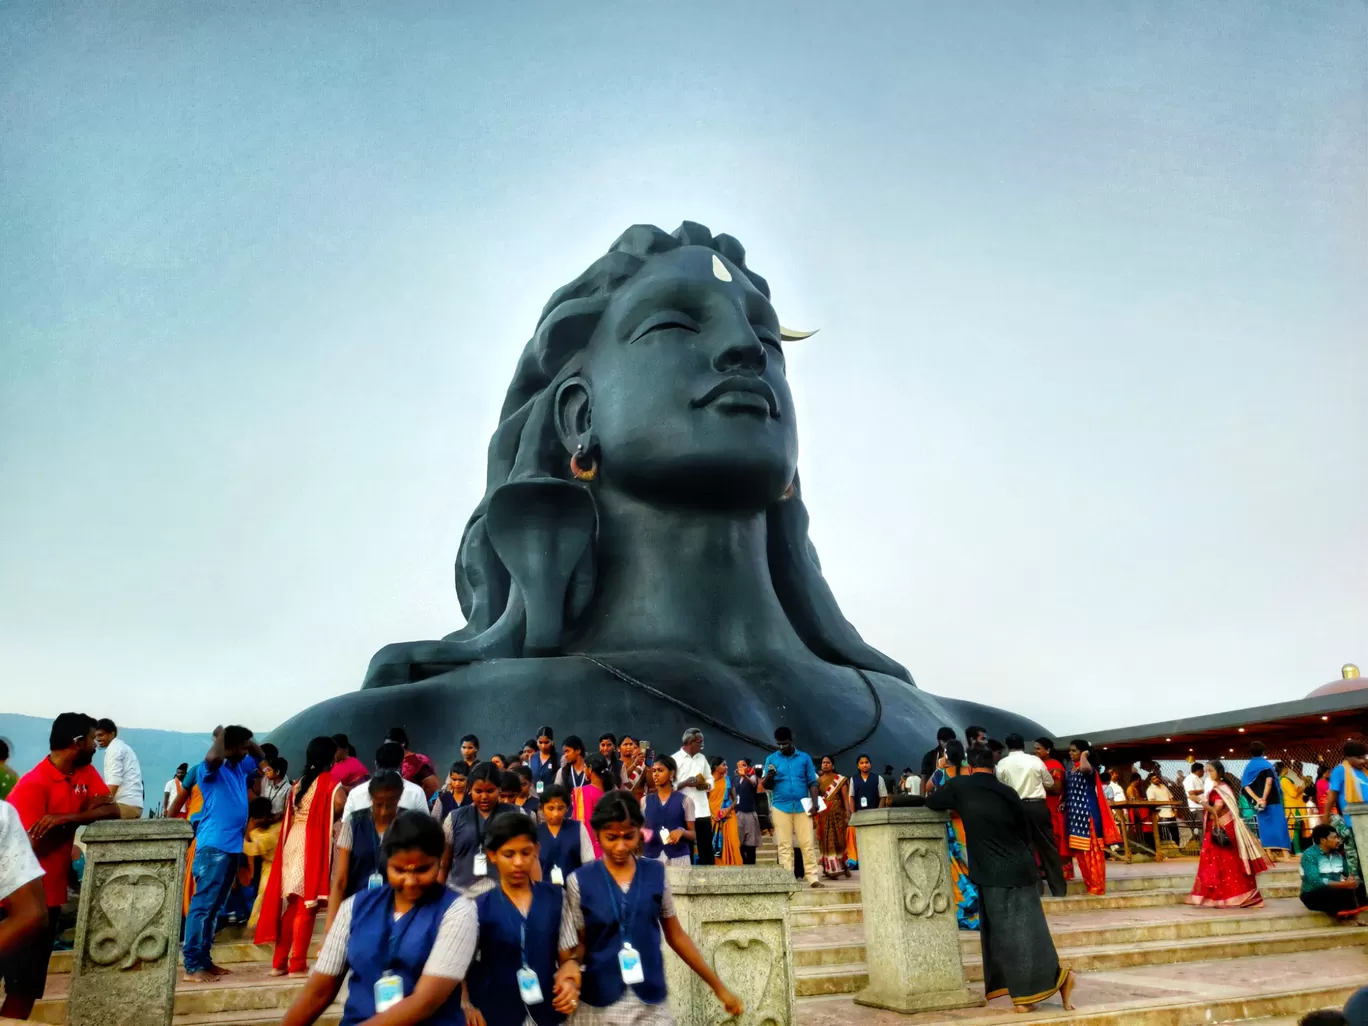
(1021, 798), (1067, 897)
(980, 884), (1070, 1007)
(1301, 884), (1368, 918)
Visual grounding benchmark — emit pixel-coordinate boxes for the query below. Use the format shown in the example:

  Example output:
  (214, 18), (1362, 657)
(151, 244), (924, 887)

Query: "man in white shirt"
(672, 728), (713, 866)
(341, 742), (430, 818)
(995, 733), (1066, 897)
(162, 763), (188, 816)
(1182, 762), (1213, 845)
(95, 718), (144, 819)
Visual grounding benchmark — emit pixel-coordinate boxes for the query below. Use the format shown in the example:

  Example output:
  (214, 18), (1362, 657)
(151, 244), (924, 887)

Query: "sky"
(1, 2), (1365, 738)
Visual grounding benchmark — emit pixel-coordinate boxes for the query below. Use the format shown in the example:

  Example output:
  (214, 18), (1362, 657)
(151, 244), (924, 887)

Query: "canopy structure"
(1075, 674), (1368, 769)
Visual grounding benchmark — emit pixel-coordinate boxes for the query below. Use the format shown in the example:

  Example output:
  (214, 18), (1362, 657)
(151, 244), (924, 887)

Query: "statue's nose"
(710, 318), (768, 375)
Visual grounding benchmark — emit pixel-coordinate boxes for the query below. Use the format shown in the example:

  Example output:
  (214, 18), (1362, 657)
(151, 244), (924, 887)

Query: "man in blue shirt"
(183, 725), (264, 983)
(1328, 741), (1368, 827)
(762, 726), (823, 888)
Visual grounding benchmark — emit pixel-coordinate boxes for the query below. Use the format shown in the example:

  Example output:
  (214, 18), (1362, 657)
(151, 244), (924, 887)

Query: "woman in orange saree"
(1186, 760), (1270, 908)
(708, 757), (743, 866)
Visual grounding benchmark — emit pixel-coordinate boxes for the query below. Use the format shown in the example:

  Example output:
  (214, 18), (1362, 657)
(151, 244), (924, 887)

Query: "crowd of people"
(3, 710), (1367, 1024)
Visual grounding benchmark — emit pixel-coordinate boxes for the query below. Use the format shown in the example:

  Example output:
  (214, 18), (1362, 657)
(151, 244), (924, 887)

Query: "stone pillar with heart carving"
(68, 818), (194, 1026)
(849, 807), (984, 1013)
(663, 866), (800, 1026)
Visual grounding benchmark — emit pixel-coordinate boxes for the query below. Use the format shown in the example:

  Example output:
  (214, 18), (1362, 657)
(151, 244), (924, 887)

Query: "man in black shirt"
(926, 747), (1076, 1013)
(920, 727), (957, 789)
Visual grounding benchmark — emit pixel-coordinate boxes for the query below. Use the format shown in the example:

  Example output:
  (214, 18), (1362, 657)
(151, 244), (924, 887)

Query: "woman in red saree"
(1186, 759), (1270, 909)
(255, 736), (338, 975)
(1034, 738), (1071, 881)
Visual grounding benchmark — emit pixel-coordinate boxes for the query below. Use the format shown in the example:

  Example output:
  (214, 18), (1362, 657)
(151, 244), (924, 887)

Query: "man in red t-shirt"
(2, 711), (119, 1020)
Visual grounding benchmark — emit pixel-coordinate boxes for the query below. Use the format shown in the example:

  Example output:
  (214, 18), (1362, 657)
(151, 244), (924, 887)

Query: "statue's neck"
(569, 490), (809, 662)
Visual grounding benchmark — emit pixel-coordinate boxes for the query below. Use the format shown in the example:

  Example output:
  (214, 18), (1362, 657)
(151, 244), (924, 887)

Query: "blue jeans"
(182, 846), (237, 973)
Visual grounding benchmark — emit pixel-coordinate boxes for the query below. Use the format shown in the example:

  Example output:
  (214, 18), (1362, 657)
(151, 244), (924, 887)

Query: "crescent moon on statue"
(779, 327), (818, 341)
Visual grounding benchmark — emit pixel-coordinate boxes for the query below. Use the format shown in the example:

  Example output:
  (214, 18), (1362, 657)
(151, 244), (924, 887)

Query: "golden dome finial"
(1343, 663), (1361, 680)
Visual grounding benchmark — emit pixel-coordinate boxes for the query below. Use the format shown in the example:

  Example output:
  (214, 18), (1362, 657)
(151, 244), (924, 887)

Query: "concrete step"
(792, 922), (1368, 995)
(174, 1008), (342, 1026)
(795, 948), (1366, 1025)
(48, 937), (325, 975)
(31, 964), (338, 1024)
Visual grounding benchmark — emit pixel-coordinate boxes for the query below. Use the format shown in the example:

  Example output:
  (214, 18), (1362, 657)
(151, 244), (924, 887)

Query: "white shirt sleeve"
(877, 776), (888, 799)
(400, 780), (430, 813)
(578, 822), (596, 863)
(0, 803), (44, 902)
(314, 896), (355, 976)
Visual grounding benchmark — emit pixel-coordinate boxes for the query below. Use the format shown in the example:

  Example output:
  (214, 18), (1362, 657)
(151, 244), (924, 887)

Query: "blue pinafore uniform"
(469, 883), (564, 1026)
(572, 858), (668, 1011)
(341, 886), (465, 1026)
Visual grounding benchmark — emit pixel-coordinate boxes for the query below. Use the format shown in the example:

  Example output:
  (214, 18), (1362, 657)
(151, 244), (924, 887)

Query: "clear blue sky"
(2, 2), (1364, 736)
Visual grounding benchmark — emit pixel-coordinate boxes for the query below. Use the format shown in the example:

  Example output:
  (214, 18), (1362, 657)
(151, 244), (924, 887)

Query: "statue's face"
(578, 246), (798, 509)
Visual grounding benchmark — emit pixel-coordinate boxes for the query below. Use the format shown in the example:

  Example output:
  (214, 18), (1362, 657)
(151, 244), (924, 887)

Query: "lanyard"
(600, 860), (635, 947)
(500, 888), (532, 969)
(381, 892), (427, 972)
(568, 767), (587, 789)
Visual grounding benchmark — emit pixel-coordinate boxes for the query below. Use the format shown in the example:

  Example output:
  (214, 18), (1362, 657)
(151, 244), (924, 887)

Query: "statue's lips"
(689, 378), (779, 418)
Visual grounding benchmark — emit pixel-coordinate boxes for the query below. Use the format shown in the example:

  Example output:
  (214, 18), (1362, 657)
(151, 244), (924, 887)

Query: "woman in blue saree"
(1241, 742), (1291, 858)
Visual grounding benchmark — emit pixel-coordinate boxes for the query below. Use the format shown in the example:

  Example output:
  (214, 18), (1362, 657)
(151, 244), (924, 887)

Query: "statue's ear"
(485, 479), (598, 656)
(554, 376), (593, 455)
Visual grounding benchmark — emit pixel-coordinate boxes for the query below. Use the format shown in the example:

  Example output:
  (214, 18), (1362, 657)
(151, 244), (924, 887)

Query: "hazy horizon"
(2, 3), (1364, 739)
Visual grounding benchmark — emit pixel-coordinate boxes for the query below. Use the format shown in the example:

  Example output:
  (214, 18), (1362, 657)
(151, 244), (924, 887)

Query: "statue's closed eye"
(629, 310), (701, 343)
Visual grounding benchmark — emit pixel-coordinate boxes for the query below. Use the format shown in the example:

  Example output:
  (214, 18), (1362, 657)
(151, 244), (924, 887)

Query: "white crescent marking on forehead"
(711, 254), (733, 282)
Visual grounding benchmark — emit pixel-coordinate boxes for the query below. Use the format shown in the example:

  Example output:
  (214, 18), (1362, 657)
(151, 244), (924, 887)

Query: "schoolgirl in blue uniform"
(281, 811), (476, 1026)
(442, 762), (517, 895)
(467, 813), (579, 1026)
(553, 791), (743, 1025)
(537, 785), (595, 887)
(325, 771), (405, 935)
(641, 756), (693, 868)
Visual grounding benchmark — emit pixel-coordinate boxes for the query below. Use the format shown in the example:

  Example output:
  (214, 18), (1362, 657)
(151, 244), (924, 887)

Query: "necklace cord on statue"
(576, 654), (882, 758)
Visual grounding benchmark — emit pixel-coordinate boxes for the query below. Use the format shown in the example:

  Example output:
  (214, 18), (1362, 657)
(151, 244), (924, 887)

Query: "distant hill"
(0, 713), (213, 814)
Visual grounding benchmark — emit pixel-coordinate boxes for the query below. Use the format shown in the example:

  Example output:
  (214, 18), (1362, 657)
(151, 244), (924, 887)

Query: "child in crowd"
(500, 771), (533, 817)
(280, 811), (475, 1026)
(326, 771), (404, 931)
(643, 755), (693, 868)
(556, 791), (743, 1022)
(441, 763), (516, 896)
(261, 758), (292, 817)
(432, 763), (469, 821)
(537, 785), (595, 887)
(514, 765), (541, 817)
(244, 797), (282, 930)
(467, 813), (578, 1026)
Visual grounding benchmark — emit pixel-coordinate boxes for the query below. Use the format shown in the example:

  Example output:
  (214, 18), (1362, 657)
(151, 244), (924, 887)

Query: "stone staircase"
(25, 859), (1367, 1026)
(793, 860), (1368, 1025)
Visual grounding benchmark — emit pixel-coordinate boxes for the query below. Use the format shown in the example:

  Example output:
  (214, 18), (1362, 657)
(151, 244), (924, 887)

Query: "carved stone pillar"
(68, 819), (194, 1026)
(849, 807), (983, 1013)
(1345, 802), (1368, 878)
(663, 866), (800, 1026)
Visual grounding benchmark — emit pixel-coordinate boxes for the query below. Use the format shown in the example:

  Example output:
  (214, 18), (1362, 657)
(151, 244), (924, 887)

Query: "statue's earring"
(781, 482), (795, 501)
(570, 445), (597, 482)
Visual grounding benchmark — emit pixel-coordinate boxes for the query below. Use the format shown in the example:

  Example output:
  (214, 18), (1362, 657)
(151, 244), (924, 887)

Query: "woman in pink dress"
(1186, 760), (1270, 909)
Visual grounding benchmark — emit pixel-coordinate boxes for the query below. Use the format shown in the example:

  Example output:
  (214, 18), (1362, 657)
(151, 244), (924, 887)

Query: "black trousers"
(740, 845), (757, 865)
(1022, 799), (1067, 898)
(693, 817), (715, 865)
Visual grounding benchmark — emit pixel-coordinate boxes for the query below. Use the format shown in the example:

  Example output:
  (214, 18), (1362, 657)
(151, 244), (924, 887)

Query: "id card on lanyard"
(601, 862), (646, 986)
(503, 893), (545, 1005)
(374, 895), (423, 1012)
